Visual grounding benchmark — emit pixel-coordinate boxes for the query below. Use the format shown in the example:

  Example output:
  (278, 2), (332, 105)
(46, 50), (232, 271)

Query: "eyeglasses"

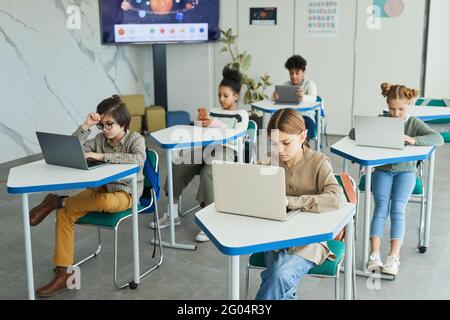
(96, 121), (116, 130)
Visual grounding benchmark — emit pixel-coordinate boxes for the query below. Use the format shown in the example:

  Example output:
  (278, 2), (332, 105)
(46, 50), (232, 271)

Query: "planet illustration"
(120, 0), (199, 17)
(150, 0), (174, 15)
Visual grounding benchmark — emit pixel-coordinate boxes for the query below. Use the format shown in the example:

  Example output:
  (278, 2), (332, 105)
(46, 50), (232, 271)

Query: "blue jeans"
(255, 249), (315, 300)
(370, 169), (416, 241)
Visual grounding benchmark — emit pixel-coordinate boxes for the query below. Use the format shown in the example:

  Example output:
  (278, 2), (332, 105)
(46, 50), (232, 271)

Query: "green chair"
(246, 120), (258, 164)
(244, 174), (356, 300)
(356, 161), (427, 253)
(414, 97), (450, 142)
(74, 149), (163, 289)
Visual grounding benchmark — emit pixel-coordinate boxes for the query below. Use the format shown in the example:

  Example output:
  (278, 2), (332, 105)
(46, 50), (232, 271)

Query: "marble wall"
(0, 0), (154, 163)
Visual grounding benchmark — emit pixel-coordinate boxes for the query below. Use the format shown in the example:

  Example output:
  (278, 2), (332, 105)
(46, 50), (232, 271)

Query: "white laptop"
(275, 85), (301, 105)
(354, 115), (405, 150)
(212, 161), (300, 221)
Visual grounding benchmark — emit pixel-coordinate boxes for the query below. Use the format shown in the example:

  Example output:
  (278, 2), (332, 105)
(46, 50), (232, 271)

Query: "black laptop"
(36, 132), (108, 170)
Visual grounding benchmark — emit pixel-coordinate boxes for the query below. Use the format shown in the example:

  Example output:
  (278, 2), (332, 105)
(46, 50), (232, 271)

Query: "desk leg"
(344, 218), (354, 300)
(316, 108), (321, 151)
(262, 112), (269, 129)
(423, 150), (436, 250)
(237, 137), (244, 163)
(343, 159), (349, 173)
(228, 256), (239, 300)
(22, 194), (35, 300)
(152, 150), (196, 250)
(362, 166), (372, 273)
(131, 174), (140, 285)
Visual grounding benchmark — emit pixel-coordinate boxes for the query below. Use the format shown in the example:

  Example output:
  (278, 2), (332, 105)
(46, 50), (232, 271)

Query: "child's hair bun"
(223, 67), (242, 84)
(404, 88), (420, 100)
(381, 82), (393, 97)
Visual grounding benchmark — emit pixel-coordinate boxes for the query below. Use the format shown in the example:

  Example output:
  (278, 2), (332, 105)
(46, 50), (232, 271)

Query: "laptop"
(212, 161), (300, 221)
(274, 85), (301, 105)
(36, 131), (108, 170)
(354, 115), (405, 150)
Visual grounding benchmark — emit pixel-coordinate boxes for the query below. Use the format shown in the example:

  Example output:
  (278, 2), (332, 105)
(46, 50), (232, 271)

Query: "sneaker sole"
(381, 267), (398, 276)
(367, 262), (383, 271)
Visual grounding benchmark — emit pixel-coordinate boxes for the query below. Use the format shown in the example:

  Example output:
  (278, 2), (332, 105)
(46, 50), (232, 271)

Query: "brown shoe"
(36, 267), (73, 298)
(29, 194), (59, 226)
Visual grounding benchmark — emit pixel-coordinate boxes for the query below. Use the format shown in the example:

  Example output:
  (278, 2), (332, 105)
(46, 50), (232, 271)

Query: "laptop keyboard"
(87, 159), (106, 167)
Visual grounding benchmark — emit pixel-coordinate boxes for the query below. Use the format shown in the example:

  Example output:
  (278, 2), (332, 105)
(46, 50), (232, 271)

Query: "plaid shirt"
(72, 126), (146, 196)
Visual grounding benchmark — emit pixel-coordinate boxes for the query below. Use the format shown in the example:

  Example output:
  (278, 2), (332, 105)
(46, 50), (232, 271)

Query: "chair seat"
(441, 132), (450, 143)
(249, 240), (345, 277)
(76, 205), (144, 228)
(358, 174), (423, 195)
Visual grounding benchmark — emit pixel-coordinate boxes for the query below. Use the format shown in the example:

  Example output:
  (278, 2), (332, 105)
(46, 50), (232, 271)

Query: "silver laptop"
(212, 161), (300, 221)
(354, 115), (405, 150)
(36, 131), (108, 170)
(275, 85), (301, 105)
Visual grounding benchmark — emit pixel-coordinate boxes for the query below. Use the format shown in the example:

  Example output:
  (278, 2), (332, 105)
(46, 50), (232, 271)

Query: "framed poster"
(308, 0), (339, 38)
(250, 7), (277, 25)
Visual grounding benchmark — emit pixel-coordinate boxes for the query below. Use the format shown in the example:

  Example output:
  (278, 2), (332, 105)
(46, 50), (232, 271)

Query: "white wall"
(425, 0), (450, 98)
(0, 0), (153, 163)
(294, 0), (357, 135)
(168, 0), (428, 134)
(3, 0), (444, 164)
(353, 0), (426, 118)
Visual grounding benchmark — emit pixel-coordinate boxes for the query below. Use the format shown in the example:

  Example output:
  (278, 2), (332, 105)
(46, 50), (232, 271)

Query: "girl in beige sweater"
(256, 108), (346, 300)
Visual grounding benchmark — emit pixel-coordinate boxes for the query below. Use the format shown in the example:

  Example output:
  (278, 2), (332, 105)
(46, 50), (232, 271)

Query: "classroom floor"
(1, 135), (450, 300)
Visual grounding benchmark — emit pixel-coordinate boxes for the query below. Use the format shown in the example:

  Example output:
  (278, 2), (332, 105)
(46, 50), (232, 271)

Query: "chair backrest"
(247, 120), (257, 144)
(141, 149), (160, 212)
(303, 116), (317, 141)
(414, 97), (450, 107)
(317, 95), (326, 118)
(245, 120), (258, 164)
(335, 173), (357, 204)
(166, 111), (191, 127)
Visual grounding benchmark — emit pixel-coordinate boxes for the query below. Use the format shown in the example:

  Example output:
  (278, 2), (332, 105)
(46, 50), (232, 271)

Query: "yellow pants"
(53, 187), (132, 267)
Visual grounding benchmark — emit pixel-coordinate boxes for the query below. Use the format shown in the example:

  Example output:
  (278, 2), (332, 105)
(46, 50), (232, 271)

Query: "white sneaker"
(367, 251), (383, 271)
(381, 255), (400, 275)
(195, 230), (210, 242)
(149, 212), (181, 230)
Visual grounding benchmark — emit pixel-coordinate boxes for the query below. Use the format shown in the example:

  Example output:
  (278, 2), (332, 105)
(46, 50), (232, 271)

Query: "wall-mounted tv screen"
(100, 0), (220, 44)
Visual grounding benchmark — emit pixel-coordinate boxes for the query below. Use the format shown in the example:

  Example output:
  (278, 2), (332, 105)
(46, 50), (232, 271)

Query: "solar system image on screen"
(100, 0), (220, 44)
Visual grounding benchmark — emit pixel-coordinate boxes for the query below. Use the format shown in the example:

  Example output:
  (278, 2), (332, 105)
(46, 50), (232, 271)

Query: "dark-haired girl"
(151, 67), (249, 242)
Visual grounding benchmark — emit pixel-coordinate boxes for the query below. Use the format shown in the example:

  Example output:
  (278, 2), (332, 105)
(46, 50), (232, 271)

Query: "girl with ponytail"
(365, 83), (443, 275)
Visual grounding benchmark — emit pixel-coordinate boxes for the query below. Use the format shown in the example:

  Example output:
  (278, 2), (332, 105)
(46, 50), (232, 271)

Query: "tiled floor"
(1, 135), (449, 300)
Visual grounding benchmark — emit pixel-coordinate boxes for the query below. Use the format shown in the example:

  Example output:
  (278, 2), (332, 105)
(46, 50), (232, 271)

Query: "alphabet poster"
(308, 0), (339, 38)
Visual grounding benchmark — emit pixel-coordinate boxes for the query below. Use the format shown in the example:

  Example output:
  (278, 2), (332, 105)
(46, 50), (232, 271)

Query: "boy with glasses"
(29, 95), (146, 297)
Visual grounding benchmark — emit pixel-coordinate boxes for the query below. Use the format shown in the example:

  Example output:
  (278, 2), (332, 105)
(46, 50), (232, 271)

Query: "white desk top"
(194, 203), (355, 256)
(251, 99), (322, 113)
(409, 106), (450, 121)
(330, 137), (435, 166)
(150, 125), (245, 150)
(7, 160), (139, 194)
